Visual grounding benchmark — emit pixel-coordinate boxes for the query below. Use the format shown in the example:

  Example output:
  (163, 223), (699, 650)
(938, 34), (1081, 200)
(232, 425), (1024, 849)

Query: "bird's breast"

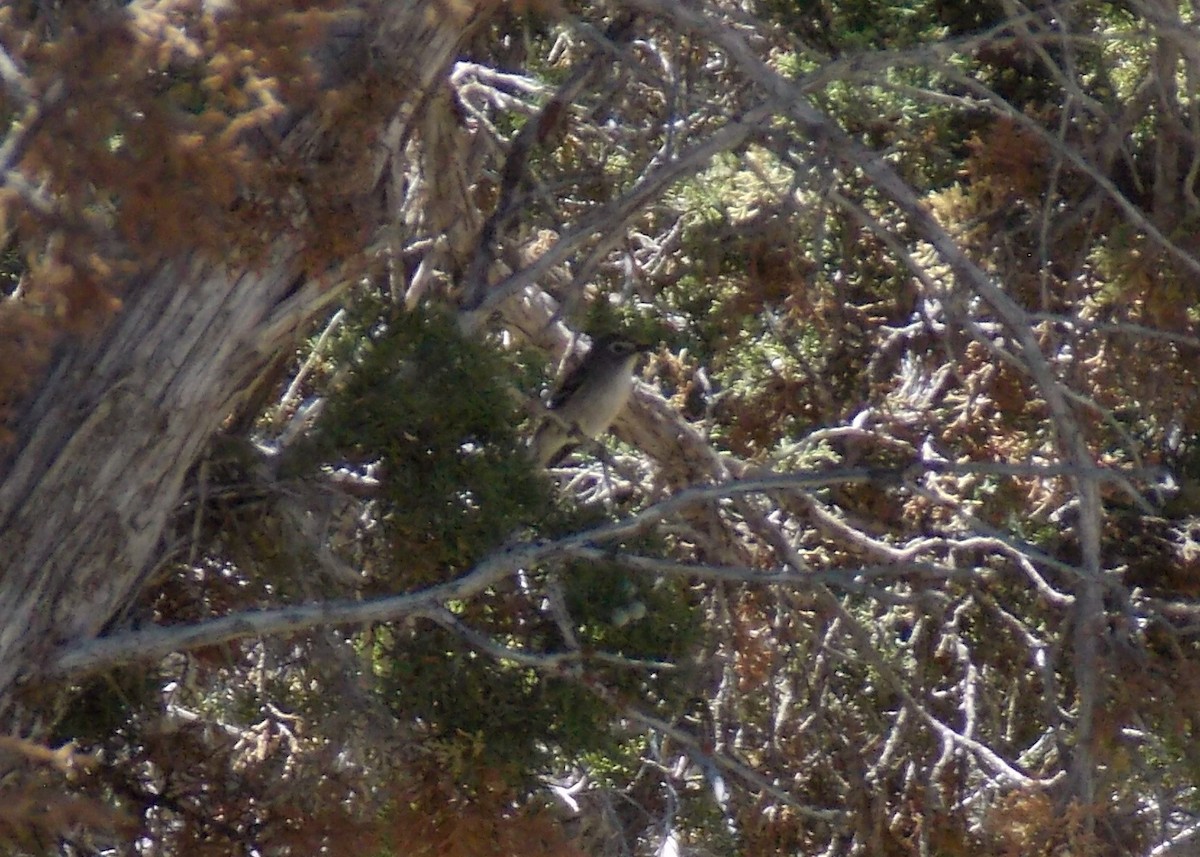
(575, 371), (635, 438)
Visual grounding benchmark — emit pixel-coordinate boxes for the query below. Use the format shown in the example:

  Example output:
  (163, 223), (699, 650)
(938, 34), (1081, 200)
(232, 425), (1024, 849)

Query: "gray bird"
(531, 334), (648, 467)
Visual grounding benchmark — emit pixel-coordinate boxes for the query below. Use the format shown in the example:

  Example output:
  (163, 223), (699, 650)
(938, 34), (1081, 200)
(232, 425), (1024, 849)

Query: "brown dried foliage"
(386, 761), (585, 857)
(0, 0), (388, 442)
(0, 735), (130, 852)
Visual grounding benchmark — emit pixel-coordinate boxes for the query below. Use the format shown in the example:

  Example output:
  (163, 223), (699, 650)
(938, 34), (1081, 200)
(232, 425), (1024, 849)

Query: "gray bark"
(0, 0), (474, 707)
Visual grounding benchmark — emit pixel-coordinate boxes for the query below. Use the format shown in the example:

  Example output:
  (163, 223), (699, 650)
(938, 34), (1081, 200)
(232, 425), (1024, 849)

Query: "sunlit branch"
(52, 461), (1126, 677)
(464, 101), (778, 328)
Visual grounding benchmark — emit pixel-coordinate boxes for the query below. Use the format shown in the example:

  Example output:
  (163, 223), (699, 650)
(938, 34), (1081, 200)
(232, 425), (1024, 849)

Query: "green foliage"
(759, 0), (946, 52)
(51, 670), (158, 746)
(563, 557), (703, 671)
(310, 305), (550, 588)
(373, 551), (703, 789)
(376, 621), (608, 786)
(301, 303), (705, 790)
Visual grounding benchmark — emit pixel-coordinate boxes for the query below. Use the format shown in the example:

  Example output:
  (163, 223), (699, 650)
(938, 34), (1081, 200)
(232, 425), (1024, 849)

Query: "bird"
(530, 333), (649, 468)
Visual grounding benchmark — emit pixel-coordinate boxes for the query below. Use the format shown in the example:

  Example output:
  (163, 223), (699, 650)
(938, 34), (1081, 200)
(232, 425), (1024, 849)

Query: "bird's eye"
(610, 340), (635, 355)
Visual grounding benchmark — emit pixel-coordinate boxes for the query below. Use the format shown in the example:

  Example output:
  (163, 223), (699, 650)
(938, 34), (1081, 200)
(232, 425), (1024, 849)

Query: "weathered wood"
(0, 0), (477, 706)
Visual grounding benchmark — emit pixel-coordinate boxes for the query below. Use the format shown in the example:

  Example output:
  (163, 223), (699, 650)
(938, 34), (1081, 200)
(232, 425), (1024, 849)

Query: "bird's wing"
(545, 358), (590, 409)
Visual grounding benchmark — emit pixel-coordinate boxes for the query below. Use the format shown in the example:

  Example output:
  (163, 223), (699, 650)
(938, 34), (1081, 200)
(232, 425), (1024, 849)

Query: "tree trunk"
(0, 0), (475, 709)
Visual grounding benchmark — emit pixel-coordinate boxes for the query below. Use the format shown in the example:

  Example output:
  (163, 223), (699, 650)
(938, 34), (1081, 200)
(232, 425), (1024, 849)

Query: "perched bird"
(531, 334), (648, 467)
